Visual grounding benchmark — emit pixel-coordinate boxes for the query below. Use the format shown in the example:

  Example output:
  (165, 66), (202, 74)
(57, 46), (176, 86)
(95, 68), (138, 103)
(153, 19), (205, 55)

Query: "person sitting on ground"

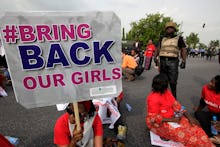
(54, 100), (103, 147)
(146, 74), (214, 146)
(131, 49), (140, 64)
(194, 75), (220, 144)
(0, 134), (14, 147)
(121, 50), (138, 81)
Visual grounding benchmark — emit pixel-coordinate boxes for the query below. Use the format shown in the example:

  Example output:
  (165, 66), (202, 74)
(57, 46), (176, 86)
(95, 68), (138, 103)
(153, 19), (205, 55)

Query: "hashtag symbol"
(2, 25), (19, 43)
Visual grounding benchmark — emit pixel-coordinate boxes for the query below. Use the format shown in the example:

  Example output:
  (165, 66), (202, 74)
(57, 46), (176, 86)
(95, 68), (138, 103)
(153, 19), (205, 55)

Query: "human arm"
(194, 98), (206, 112)
(94, 136), (103, 147)
(56, 127), (83, 147)
(146, 94), (180, 128)
(121, 55), (127, 68)
(179, 36), (187, 68)
(183, 111), (200, 126)
(194, 86), (207, 111)
(93, 115), (103, 147)
(180, 47), (187, 68)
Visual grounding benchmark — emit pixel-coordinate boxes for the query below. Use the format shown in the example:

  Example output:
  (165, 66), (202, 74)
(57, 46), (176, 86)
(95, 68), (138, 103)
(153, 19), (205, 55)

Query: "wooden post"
(73, 102), (81, 131)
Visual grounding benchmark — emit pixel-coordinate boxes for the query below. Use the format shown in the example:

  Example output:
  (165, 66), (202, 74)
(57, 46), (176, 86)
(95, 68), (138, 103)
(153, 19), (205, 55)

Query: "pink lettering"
(77, 23), (91, 39)
(53, 74), (65, 86)
(38, 75), (51, 88)
(60, 24), (76, 41)
(112, 68), (121, 79)
(91, 70), (101, 82)
(17, 24), (92, 42)
(36, 25), (52, 42)
(23, 76), (37, 90)
(19, 25), (36, 42)
(72, 72), (83, 84)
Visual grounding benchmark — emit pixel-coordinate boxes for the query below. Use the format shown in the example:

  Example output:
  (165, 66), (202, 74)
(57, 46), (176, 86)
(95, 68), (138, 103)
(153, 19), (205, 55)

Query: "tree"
(126, 13), (178, 50)
(122, 27), (125, 41)
(198, 43), (207, 49)
(186, 33), (199, 49)
(209, 40), (219, 55)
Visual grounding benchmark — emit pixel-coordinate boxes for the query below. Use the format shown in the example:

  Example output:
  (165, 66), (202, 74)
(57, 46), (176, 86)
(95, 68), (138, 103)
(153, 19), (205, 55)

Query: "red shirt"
(147, 90), (175, 118)
(202, 85), (220, 113)
(54, 113), (103, 145)
(144, 44), (156, 57)
(0, 134), (14, 147)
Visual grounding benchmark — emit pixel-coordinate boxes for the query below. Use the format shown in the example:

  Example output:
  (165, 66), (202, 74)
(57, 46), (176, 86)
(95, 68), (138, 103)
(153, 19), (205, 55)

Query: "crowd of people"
(1, 21), (220, 147)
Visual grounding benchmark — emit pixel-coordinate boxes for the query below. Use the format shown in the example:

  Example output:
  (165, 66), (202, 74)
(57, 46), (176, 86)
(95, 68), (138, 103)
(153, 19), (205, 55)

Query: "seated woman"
(146, 74), (214, 146)
(54, 100), (103, 147)
(194, 75), (220, 143)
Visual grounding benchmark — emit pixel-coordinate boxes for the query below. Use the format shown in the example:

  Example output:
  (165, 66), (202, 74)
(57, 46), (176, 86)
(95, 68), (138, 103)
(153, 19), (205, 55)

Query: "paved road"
(0, 57), (219, 147)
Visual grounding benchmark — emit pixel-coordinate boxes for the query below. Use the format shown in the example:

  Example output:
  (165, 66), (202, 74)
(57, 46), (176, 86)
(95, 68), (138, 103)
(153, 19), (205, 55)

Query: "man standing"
(154, 22), (187, 98)
(122, 50), (138, 81)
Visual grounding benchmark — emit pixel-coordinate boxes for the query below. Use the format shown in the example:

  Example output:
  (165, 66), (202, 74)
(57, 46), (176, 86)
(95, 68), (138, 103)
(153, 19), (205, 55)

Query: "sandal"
(210, 136), (220, 144)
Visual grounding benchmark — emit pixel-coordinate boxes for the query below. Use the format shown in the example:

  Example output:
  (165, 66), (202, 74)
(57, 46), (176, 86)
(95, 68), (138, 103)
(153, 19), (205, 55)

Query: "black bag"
(135, 65), (144, 76)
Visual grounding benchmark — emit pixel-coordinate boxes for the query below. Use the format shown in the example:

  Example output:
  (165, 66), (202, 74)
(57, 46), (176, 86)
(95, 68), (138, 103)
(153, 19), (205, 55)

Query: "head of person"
(122, 49), (128, 58)
(148, 39), (153, 45)
(165, 21), (177, 36)
(66, 100), (96, 124)
(208, 75), (220, 94)
(131, 49), (138, 56)
(152, 74), (168, 94)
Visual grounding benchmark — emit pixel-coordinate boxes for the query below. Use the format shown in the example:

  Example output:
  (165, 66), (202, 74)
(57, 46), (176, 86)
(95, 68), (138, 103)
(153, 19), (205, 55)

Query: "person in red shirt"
(54, 100), (103, 147)
(0, 134), (14, 147)
(144, 39), (156, 70)
(146, 74), (214, 146)
(194, 75), (220, 139)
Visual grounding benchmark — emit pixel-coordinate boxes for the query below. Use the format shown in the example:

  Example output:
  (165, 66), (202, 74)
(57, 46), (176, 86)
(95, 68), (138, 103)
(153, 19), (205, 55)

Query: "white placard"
(0, 11), (122, 108)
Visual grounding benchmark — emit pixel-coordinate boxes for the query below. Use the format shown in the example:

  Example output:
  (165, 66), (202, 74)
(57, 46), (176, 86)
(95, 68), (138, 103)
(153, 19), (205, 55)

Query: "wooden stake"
(73, 102), (81, 131)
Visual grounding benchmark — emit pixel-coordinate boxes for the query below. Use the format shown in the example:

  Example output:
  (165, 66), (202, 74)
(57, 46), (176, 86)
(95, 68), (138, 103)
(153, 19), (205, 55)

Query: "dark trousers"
(194, 111), (220, 137)
(144, 56), (152, 70)
(159, 57), (179, 98)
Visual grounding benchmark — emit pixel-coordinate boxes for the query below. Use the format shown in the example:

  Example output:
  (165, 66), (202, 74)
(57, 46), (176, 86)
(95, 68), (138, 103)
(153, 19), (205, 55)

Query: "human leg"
(147, 57), (153, 70)
(194, 111), (212, 137)
(167, 59), (179, 98)
(151, 117), (213, 146)
(144, 57), (150, 70)
(122, 68), (135, 81)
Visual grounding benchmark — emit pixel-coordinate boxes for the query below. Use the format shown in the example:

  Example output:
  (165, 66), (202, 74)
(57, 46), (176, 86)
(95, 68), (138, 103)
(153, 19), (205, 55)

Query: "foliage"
(209, 40), (219, 48)
(208, 40), (219, 54)
(125, 13), (178, 50)
(122, 27), (125, 41)
(186, 32), (199, 49)
(198, 43), (207, 49)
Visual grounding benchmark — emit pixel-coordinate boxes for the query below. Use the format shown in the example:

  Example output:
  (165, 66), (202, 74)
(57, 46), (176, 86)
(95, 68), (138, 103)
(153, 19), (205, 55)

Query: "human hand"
(170, 117), (181, 123)
(180, 61), (186, 69)
(189, 117), (200, 126)
(71, 127), (83, 144)
(154, 57), (158, 64)
(193, 106), (198, 112)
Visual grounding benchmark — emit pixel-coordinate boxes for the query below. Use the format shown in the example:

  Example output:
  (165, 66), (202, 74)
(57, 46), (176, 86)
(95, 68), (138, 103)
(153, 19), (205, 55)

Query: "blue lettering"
(93, 41), (115, 64)
(70, 42), (91, 66)
(18, 45), (44, 70)
(46, 44), (70, 68)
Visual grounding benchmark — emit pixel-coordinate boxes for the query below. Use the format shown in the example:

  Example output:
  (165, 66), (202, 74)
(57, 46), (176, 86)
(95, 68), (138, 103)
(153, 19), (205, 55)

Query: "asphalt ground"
(0, 57), (220, 147)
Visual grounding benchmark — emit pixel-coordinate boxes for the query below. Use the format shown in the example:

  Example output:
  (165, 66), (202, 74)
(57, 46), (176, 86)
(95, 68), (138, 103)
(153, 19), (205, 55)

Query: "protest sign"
(0, 11), (122, 108)
(150, 131), (184, 147)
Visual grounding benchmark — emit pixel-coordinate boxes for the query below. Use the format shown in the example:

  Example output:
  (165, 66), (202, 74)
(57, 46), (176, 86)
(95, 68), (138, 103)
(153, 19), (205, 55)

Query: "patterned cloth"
(146, 90), (213, 147)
